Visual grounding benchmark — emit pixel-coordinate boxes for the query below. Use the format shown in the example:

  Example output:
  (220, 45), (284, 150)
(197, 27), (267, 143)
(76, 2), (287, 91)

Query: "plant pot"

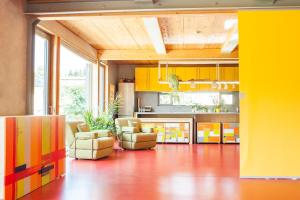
(215, 108), (221, 113)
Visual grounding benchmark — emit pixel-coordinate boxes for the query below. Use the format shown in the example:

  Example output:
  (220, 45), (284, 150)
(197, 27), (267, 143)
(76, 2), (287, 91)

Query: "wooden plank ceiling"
(58, 13), (238, 64)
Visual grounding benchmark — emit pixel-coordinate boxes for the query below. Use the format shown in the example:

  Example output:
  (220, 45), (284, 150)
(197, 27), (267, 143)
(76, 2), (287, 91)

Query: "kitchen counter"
(135, 112), (239, 115)
(135, 111), (239, 125)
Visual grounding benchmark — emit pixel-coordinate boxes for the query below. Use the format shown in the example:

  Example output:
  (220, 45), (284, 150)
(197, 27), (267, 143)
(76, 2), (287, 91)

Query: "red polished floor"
(20, 144), (300, 200)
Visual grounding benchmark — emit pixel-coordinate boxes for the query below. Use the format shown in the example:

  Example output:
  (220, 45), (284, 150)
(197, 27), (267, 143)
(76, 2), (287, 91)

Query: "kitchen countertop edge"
(135, 112), (240, 115)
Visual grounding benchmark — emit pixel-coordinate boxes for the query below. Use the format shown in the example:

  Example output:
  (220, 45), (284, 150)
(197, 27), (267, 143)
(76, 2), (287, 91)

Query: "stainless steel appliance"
(118, 82), (135, 117)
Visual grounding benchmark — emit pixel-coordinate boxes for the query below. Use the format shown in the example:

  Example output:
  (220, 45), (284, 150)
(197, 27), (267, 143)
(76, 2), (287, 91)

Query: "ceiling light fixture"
(218, 84), (222, 90)
(224, 84), (228, 90)
(190, 81), (196, 89)
(212, 81), (218, 89)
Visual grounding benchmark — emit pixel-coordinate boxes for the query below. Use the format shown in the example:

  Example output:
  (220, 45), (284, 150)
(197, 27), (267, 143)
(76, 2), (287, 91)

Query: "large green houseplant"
(83, 94), (121, 134)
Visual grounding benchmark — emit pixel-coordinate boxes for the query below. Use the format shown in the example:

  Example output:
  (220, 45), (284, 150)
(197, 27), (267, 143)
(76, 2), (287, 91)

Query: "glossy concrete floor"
(21, 144), (300, 200)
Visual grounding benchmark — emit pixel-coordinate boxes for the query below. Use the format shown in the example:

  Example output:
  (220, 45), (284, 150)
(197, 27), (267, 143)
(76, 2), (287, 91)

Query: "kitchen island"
(135, 112), (240, 144)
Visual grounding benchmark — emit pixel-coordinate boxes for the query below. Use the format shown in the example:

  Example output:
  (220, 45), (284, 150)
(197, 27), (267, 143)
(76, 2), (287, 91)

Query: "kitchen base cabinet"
(140, 118), (193, 144)
(197, 123), (221, 144)
(222, 123), (240, 143)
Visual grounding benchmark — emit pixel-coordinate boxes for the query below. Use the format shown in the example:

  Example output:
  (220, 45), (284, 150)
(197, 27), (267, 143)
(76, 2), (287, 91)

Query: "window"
(221, 94), (234, 105)
(59, 44), (92, 121)
(33, 31), (49, 115)
(99, 65), (105, 112)
(159, 92), (234, 106)
(159, 93), (172, 105)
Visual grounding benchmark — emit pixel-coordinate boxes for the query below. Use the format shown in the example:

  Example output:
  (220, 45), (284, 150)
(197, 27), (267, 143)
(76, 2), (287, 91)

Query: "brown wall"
(0, 0), (28, 115)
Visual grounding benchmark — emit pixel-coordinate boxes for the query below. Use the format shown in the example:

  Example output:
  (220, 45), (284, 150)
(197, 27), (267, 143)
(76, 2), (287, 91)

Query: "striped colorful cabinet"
(142, 122), (190, 143)
(197, 123), (221, 144)
(0, 115), (66, 200)
(140, 118), (193, 144)
(222, 123), (240, 144)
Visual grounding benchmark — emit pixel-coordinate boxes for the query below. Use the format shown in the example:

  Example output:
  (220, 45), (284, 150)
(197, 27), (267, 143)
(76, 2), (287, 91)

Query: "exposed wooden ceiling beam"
(35, 10), (237, 21)
(143, 17), (166, 54)
(221, 20), (238, 53)
(26, 0), (300, 16)
(98, 49), (238, 61)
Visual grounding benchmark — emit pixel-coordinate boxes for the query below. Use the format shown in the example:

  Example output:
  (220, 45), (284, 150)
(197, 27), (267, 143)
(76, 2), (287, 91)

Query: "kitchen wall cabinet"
(135, 67), (149, 91)
(135, 66), (239, 92)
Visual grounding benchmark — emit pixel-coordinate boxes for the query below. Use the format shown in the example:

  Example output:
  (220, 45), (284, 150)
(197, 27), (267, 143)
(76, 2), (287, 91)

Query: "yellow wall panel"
(239, 10), (300, 177)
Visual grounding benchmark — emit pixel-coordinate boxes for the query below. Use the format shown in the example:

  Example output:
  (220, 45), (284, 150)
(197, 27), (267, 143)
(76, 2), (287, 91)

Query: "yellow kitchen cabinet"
(135, 67), (149, 91)
(221, 67), (235, 81)
(175, 67), (198, 92)
(135, 67), (172, 92)
(198, 67), (213, 91)
(135, 66), (239, 92)
(220, 67), (239, 91)
(234, 67), (239, 81)
(159, 66), (174, 92)
(149, 67), (161, 91)
(198, 67), (211, 80)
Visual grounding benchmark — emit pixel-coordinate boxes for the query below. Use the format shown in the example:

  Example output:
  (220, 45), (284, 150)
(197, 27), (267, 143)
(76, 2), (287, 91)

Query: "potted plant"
(168, 74), (180, 104)
(168, 74), (179, 91)
(83, 94), (121, 134)
(192, 104), (208, 113)
(211, 96), (224, 113)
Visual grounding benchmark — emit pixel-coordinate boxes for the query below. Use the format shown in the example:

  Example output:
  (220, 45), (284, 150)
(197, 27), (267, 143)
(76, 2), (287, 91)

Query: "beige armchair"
(115, 118), (157, 150)
(66, 122), (114, 160)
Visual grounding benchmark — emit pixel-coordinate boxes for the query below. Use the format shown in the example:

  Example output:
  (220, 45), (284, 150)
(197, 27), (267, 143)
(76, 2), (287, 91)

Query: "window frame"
(58, 42), (93, 120)
(33, 29), (51, 115)
(98, 63), (106, 113)
(158, 92), (235, 106)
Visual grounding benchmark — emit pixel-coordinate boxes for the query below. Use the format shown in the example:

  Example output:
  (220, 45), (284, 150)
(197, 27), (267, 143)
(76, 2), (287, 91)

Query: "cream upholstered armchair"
(115, 118), (157, 150)
(66, 122), (114, 160)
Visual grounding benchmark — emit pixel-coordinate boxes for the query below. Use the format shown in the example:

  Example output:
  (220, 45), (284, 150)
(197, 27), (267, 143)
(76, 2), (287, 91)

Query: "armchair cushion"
(122, 132), (157, 142)
(75, 132), (98, 139)
(94, 129), (113, 137)
(141, 127), (153, 133)
(77, 123), (90, 132)
(71, 137), (114, 150)
(128, 119), (141, 132)
(122, 126), (140, 133)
